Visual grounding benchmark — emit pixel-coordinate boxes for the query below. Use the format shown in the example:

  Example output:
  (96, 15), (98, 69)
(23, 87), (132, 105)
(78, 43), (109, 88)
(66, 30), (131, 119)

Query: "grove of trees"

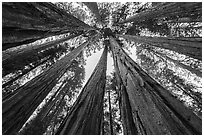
(2, 2), (202, 135)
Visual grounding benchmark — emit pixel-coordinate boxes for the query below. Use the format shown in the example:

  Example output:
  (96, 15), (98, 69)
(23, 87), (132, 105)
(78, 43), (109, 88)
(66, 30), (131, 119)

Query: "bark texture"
(119, 2), (201, 24)
(56, 46), (108, 135)
(109, 36), (202, 135)
(117, 34), (202, 60)
(3, 32), (82, 71)
(2, 2), (93, 50)
(2, 39), (90, 135)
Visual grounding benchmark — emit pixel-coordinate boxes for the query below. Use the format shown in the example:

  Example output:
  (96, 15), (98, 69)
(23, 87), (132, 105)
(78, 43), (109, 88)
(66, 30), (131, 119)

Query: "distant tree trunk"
(56, 46), (108, 135)
(2, 2), (93, 50)
(83, 2), (102, 23)
(163, 17), (202, 23)
(2, 56), (52, 97)
(108, 90), (114, 135)
(119, 2), (201, 24)
(2, 39), (91, 135)
(152, 50), (202, 77)
(19, 76), (72, 135)
(109, 36), (202, 135)
(117, 34), (202, 60)
(2, 32), (82, 71)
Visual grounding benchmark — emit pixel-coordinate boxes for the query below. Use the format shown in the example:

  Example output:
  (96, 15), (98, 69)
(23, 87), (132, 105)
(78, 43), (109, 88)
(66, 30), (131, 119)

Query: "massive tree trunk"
(111, 45), (138, 135)
(2, 32), (82, 71)
(2, 39), (91, 135)
(56, 46), (108, 135)
(117, 34), (202, 60)
(20, 76), (73, 135)
(119, 2), (201, 24)
(109, 36), (202, 135)
(2, 2), (93, 50)
(83, 2), (102, 23)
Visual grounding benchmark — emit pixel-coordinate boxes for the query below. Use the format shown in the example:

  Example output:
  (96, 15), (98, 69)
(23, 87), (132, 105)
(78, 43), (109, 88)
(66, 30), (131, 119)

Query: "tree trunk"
(111, 46), (138, 135)
(117, 34), (202, 60)
(2, 56), (52, 98)
(20, 76), (72, 135)
(109, 36), (202, 135)
(2, 2), (93, 50)
(56, 46), (108, 135)
(152, 50), (202, 77)
(108, 90), (114, 135)
(3, 32), (82, 70)
(119, 2), (201, 24)
(2, 39), (91, 135)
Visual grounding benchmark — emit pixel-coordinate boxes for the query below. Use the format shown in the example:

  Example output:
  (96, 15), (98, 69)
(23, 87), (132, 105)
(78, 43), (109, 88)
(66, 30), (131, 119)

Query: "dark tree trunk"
(117, 34), (202, 60)
(2, 32), (82, 71)
(19, 76), (72, 135)
(56, 46), (108, 135)
(2, 39), (90, 135)
(119, 2), (201, 24)
(2, 56), (52, 98)
(111, 46), (138, 135)
(2, 2), (93, 50)
(109, 36), (202, 135)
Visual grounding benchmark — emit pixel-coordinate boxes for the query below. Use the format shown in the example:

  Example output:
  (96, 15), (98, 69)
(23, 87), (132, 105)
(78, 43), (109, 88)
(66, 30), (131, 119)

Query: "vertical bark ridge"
(2, 39), (90, 135)
(109, 36), (202, 135)
(56, 46), (108, 135)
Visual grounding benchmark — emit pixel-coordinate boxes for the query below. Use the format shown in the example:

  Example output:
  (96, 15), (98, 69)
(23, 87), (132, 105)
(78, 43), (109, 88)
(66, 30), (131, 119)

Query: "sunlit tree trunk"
(2, 39), (91, 135)
(108, 90), (114, 135)
(2, 32), (82, 71)
(117, 34), (202, 60)
(152, 50), (202, 77)
(109, 36), (202, 135)
(2, 2), (93, 50)
(56, 46), (108, 135)
(119, 2), (201, 24)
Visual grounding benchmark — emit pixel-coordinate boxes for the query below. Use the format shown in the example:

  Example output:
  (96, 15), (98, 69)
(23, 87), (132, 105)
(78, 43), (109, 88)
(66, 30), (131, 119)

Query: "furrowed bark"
(20, 76), (72, 135)
(2, 2), (93, 50)
(2, 39), (90, 135)
(3, 32), (82, 69)
(117, 34), (202, 60)
(2, 56), (52, 99)
(119, 2), (201, 24)
(111, 45), (138, 135)
(56, 46), (108, 135)
(109, 36), (202, 135)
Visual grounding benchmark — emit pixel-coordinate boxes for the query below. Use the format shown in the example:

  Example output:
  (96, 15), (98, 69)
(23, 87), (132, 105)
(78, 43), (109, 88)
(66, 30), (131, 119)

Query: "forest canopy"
(2, 2), (202, 135)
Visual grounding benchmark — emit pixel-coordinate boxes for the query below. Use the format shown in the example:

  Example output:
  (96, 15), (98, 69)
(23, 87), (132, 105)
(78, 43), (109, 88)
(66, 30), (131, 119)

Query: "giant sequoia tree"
(2, 2), (202, 135)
